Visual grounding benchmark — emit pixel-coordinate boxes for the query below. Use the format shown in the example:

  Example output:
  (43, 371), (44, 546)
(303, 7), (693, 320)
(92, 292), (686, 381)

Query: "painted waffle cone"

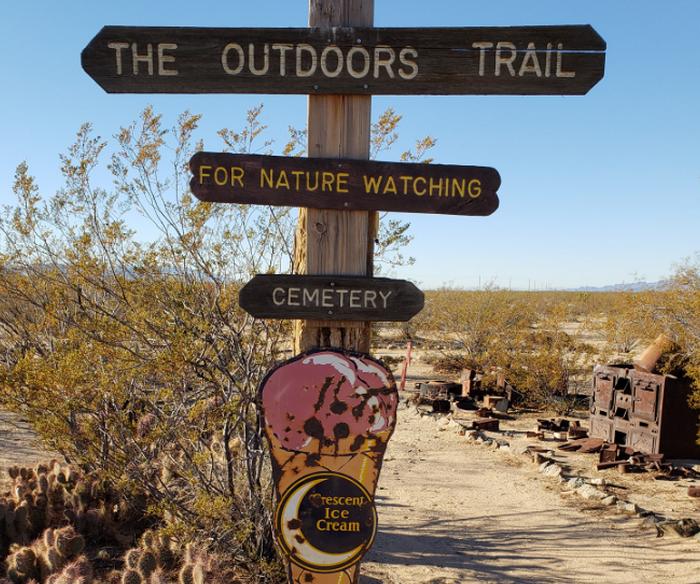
(260, 350), (398, 584)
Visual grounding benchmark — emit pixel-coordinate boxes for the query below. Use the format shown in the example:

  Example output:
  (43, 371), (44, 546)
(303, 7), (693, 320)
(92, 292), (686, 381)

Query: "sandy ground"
(0, 410), (59, 491)
(361, 403), (700, 584)
(2, 354), (699, 584)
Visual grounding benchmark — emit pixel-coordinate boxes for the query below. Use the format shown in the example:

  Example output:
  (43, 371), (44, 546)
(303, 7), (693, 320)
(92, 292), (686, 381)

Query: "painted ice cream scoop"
(261, 350), (398, 456)
(260, 349), (398, 584)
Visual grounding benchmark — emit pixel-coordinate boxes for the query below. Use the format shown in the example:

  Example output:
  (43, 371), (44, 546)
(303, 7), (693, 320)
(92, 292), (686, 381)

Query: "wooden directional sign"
(190, 153), (500, 216)
(239, 275), (424, 321)
(82, 25), (605, 95)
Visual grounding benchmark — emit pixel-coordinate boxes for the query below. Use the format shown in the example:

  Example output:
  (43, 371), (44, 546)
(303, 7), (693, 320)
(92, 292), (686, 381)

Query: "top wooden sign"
(81, 25), (606, 95)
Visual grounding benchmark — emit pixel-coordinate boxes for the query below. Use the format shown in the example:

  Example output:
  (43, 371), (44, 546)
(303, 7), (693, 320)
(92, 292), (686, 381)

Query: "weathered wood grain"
(239, 274), (424, 321)
(292, 0), (374, 357)
(189, 152), (500, 216)
(82, 25), (606, 95)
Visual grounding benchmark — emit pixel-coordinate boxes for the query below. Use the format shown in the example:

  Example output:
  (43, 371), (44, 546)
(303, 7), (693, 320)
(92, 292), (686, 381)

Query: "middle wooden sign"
(239, 275), (424, 321)
(190, 153), (500, 216)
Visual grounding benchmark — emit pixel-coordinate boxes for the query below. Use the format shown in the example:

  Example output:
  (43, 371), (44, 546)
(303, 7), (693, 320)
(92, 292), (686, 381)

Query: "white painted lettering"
(157, 43), (178, 76)
(335, 289), (349, 307)
(272, 288), (285, 306)
(321, 289), (334, 308)
(287, 288), (301, 306)
(272, 43), (293, 76)
(379, 290), (392, 308)
(472, 42), (494, 77)
(347, 47), (371, 79)
(545, 43), (553, 78)
(349, 290), (361, 308)
(302, 288), (319, 306)
(373, 46), (396, 78)
(556, 44), (576, 78)
(320, 46), (344, 77)
(107, 42), (129, 75)
(222, 43), (245, 75)
(364, 290), (377, 308)
(495, 42), (517, 77)
(296, 44), (317, 77)
(518, 42), (542, 77)
(131, 43), (154, 76)
(248, 43), (270, 76)
(398, 47), (419, 80)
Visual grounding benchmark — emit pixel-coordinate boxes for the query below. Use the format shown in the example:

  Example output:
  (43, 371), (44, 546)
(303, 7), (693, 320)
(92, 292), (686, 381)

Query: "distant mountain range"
(567, 281), (667, 292)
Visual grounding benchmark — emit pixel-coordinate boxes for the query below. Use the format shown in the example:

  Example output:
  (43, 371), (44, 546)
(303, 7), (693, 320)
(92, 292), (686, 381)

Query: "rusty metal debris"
(656, 518), (699, 538)
(558, 438), (699, 478)
(589, 337), (700, 459)
(538, 418), (571, 432)
(558, 437), (606, 454)
(536, 418), (589, 442)
(432, 399), (451, 414)
(472, 418), (499, 432)
(415, 380), (461, 402)
(460, 368), (519, 404)
(460, 368), (481, 397)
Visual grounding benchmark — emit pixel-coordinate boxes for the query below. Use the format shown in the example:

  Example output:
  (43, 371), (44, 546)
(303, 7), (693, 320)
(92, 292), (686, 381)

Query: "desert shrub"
(418, 288), (602, 411)
(427, 353), (473, 374)
(0, 105), (432, 579)
(0, 108), (289, 579)
(638, 259), (700, 406)
(594, 291), (649, 356)
(419, 286), (536, 360)
(500, 307), (598, 414)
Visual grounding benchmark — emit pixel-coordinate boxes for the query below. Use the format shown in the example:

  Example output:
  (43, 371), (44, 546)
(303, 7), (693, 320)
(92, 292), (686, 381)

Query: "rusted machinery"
(414, 380), (462, 412)
(590, 336), (700, 459)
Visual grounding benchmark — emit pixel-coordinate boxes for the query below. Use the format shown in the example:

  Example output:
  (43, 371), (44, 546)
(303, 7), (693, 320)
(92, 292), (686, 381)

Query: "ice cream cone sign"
(259, 349), (399, 584)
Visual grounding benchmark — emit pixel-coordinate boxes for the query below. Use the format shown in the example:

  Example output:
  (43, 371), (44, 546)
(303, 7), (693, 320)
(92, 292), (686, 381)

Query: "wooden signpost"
(82, 2), (606, 582)
(82, 25), (605, 95)
(239, 274), (424, 321)
(190, 152), (500, 215)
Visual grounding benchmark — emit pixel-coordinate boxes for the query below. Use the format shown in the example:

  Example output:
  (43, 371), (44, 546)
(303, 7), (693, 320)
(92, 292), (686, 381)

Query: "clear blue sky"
(2, 1), (698, 289)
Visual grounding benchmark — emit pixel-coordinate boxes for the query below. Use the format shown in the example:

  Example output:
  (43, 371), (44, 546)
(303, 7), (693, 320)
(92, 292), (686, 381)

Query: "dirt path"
(0, 410), (58, 490)
(361, 404), (700, 584)
(2, 403), (698, 583)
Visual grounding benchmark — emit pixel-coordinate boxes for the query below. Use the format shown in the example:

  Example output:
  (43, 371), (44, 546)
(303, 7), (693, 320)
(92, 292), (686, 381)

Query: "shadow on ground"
(362, 509), (690, 584)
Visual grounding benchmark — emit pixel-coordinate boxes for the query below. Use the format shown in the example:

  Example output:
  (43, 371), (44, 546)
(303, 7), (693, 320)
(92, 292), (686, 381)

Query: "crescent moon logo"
(275, 472), (377, 573)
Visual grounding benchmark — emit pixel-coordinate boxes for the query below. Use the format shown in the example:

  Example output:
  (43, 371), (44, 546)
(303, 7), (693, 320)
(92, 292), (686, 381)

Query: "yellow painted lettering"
(198, 165), (212, 183)
(291, 170), (304, 190)
(363, 175), (383, 194)
(428, 177), (443, 197)
(414, 176), (426, 196)
(275, 170), (290, 190)
(336, 172), (349, 193)
(399, 175), (412, 194)
(230, 166), (244, 187)
(214, 167), (228, 186)
(383, 175), (398, 195)
(321, 172), (335, 192)
(306, 171), (319, 191)
(468, 179), (482, 198)
(260, 168), (274, 189)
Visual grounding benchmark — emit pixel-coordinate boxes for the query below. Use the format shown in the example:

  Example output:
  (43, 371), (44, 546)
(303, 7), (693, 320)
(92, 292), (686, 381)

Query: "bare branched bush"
(0, 105), (427, 578)
(0, 108), (290, 578)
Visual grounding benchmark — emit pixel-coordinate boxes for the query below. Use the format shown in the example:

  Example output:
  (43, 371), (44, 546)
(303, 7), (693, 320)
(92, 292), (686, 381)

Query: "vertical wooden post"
(293, 0), (376, 354)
